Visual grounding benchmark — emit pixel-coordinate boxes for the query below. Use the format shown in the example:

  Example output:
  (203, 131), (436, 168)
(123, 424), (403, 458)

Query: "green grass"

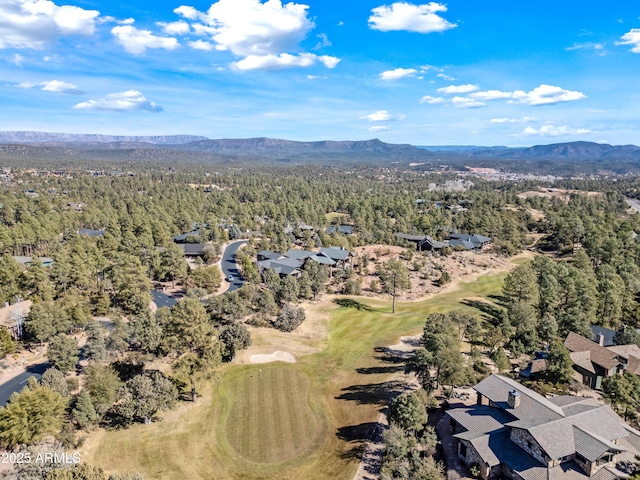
(84, 268), (510, 480)
(222, 365), (324, 465)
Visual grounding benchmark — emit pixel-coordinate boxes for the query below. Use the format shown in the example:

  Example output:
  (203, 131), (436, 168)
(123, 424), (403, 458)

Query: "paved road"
(0, 362), (49, 407)
(626, 197), (640, 213)
(221, 240), (248, 293)
(150, 289), (178, 309)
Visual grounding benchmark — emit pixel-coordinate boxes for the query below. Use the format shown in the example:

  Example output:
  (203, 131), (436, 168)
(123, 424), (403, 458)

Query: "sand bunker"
(250, 351), (297, 364)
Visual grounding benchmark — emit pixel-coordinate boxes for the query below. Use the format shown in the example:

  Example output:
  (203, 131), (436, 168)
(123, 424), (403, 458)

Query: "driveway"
(220, 240), (248, 293)
(0, 362), (48, 407)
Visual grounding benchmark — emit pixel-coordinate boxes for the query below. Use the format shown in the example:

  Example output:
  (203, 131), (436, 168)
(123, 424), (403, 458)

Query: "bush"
(273, 304), (306, 332)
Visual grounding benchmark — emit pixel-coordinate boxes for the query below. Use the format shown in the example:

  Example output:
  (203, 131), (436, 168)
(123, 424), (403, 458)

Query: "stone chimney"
(596, 332), (605, 346)
(507, 390), (521, 409)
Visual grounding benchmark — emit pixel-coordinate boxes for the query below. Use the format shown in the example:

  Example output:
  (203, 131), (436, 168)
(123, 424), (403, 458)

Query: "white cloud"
(380, 67), (417, 80)
(314, 33), (331, 49)
(175, 0), (338, 70)
(41, 79), (83, 94)
(513, 85), (586, 105)
(616, 28), (640, 53)
(0, 0), (99, 49)
(73, 90), (163, 112)
(469, 85), (586, 105)
(521, 125), (591, 137)
(437, 73), (455, 81)
(361, 110), (392, 122)
(368, 2), (457, 33)
(232, 53), (339, 71)
(369, 126), (390, 132)
(189, 39), (214, 50)
(470, 89), (514, 101)
(419, 95), (446, 104)
(11, 53), (25, 65)
(157, 21), (190, 35)
(307, 75), (327, 80)
(566, 42), (606, 55)
(490, 117), (536, 124)
(112, 25), (179, 55)
(10, 79), (83, 94)
(437, 84), (479, 94)
(173, 5), (199, 20)
(98, 16), (134, 25)
(451, 96), (485, 108)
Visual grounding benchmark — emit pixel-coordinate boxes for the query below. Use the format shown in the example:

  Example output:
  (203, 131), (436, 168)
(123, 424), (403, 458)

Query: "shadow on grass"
(333, 298), (380, 312)
(336, 422), (380, 443)
(335, 380), (407, 405)
(355, 365), (405, 375)
(487, 294), (510, 307)
(462, 299), (504, 323)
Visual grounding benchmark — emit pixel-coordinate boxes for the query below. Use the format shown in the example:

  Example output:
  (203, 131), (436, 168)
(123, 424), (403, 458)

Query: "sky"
(0, 0), (639, 146)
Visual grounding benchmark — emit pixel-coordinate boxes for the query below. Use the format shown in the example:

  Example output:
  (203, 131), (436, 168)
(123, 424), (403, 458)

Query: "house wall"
(509, 428), (550, 466)
(574, 454), (596, 476)
(458, 440), (495, 480)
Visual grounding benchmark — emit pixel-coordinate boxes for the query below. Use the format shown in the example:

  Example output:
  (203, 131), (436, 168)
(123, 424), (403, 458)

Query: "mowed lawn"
(83, 268), (509, 480)
(222, 365), (325, 464)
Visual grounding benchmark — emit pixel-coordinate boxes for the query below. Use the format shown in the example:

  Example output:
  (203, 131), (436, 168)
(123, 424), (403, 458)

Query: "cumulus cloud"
(232, 53), (339, 71)
(188, 39), (214, 50)
(521, 125), (591, 137)
(157, 21), (190, 35)
(469, 89), (514, 101)
(11, 79), (84, 94)
(368, 2), (457, 33)
(469, 85), (586, 105)
(419, 95), (446, 104)
(112, 25), (179, 55)
(451, 96), (485, 108)
(380, 67), (417, 80)
(361, 110), (392, 122)
(73, 90), (163, 112)
(11, 54), (25, 65)
(173, 0), (338, 70)
(41, 80), (83, 94)
(437, 84), (479, 94)
(369, 126), (390, 132)
(616, 28), (640, 53)
(0, 0), (99, 49)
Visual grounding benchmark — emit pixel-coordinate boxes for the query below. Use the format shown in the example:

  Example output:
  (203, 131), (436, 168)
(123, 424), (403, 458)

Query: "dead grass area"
(517, 186), (603, 202)
(352, 245), (525, 301)
(503, 205), (546, 221)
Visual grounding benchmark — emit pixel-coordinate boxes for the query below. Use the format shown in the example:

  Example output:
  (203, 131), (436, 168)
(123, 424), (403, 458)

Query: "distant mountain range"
(0, 131), (639, 163)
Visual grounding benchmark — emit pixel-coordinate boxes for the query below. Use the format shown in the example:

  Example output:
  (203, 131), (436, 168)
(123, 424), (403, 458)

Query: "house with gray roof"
(564, 332), (625, 390)
(395, 232), (491, 252)
(326, 225), (354, 235)
(447, 374), (640, 480)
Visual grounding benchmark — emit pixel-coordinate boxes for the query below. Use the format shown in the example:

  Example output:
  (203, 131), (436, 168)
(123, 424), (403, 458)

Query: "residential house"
(326, 225), (354, 235)
(447, 374), (640, 480)
(590, 325), (616, 347)
(12, 256), (54, 267)
(257, 247), (348, 278)
(564, 332), (624, 389)
(395, 232), (491, 252)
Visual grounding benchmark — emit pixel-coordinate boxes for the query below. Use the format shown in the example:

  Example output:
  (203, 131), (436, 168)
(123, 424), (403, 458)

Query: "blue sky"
(0, 0), (639, 146)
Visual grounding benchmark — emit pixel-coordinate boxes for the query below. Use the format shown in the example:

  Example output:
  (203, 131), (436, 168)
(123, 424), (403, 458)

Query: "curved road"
(0, 362), (48, 407)
(221, 240), (248, 293)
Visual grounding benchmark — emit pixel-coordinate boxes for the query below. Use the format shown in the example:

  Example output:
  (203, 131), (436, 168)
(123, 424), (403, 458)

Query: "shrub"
(273, 304), (306, 332)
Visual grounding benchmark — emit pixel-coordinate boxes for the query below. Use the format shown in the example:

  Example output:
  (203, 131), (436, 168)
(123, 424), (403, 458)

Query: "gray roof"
(395, 233), (427, 242)
(327, 225), (353, 235)
(284, 249), (317, 260)
(78, 228), (105, 237)
(526, 406), (629, 460)
(319, 246), (351, 261)
(178, 244), (206, 256)
(419, 236), (449, 249)
(573, 426), (625, 462)
(13, 256), (53, 265)
(258, 257), (302, 276)
(257, 250), (282, 260)
(449, 405), (512, 435)
(172, 230), (200, 242)
(590, 325), (616, 347)
(474, 374), (565, 423)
